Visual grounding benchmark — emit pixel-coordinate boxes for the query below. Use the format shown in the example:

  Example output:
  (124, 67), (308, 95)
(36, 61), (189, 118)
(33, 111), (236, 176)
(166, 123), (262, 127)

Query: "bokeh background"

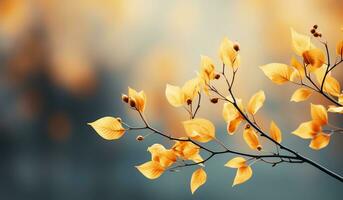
(1, 0), (343, 199)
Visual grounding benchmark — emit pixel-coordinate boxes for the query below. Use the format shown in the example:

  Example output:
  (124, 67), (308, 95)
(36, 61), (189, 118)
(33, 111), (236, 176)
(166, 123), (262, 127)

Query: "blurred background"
(0, 0), (343, 199)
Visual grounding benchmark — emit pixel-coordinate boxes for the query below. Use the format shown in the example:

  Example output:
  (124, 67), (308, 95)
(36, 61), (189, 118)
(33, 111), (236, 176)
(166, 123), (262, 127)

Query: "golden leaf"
(328, 106), (343, 113)
(290, 57), (305, 79)
(311, 104), (328, 125)
(243, 125), (262, 150)
(183, 118), (216, 143)
(219, 37), (240, 69)
(182, 78), (200, 102)
(135, 161), (165, 180)
(270, 121), (282, 143)
(232, 166), (253, 187)
(190, 168), (207, 194)
(199, 55), (216, 83)
(290, 88), (312, 102)
(172, 139), (200, 160)
(148, 144), (177, 168)
(292, 121), (321, 139)
(222, 102), (243, 134)
(224, 157), (247, 168)
(323, 76), (341, 97)
(260, 63), (293, 84)
(247, 90), (265, 115)
(302, 48), (325, 72)
(290, 28), (313, 56)
(336, 40), (343, 56)
(314, 64), (329, 84)
(165, 84), (186, 107)
(128, 87), (147, 112)
(88, 117), (125, 140)
(309, 133), (330, 150)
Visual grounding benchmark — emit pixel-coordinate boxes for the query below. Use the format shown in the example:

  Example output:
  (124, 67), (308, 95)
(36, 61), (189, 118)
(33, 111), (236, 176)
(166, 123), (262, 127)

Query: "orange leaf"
(270, 121), (282, 143)
(232, 166), (253, 186)
(135, 161), (165, 179)
(311, 104), (328, 125)
(190, 168), (207, 194)
(309, 133), (330, 150)
(290, 88), (312, 102)
(225, 157), (247, 168)
(243, 125), (262, 150)
(292, 121), (321, 139)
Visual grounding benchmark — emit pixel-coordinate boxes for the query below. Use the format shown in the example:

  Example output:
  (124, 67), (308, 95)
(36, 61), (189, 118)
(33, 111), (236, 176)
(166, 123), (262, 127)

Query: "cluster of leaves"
(88, 26), (343, 194)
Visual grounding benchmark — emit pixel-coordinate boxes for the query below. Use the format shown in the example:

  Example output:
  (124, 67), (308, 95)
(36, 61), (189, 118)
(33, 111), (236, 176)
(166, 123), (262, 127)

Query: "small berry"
(214, 74), (221, 80)
(310, 29), (316, 34)
(210, 98), (219, 104)
(129, 99), (136, 108)
(186, 99), (192, 105)
(313, 32), (319, 37)
(313, 24), (318, 29)
(245, 124), (251, 129)
(233, 44), (240, 51)
(136, 135), (144, 141)
(122, 94), (129, 103)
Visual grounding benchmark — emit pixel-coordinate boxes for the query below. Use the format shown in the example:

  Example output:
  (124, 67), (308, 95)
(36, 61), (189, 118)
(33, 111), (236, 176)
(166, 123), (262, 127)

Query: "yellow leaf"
(290, 88), (313, 102)
(302, 48), (325, 72)
(323, 76), (341, 97)
(260, 63), (293, 84)
(128, 87), (147, 112)
(190, 168), (207, 194)
(292, 121), (321, 139)
(226, 118), (244, 135)
(309, 133), (330, 150)
(219, 37), (240, 69)
(328, 106), (343, 113)
(148, 144), (177, 168)
(165, 84), (186, 107)
(270, 121), (282, 143)
(172, 139), (200, 160)
(290, 57), (305, 79)
(243, 125), (262, 150)
(232, 166), (253, 186)
(311, 104), (328, 125)
(222, 102), (244, 134)
(224, 157), (247, 168)
(182, 78), (200, 102)
(135, 161), (165, 180)
(88, 117), (125, 140)
(336, 40), (343, 56)
(183, 118), (216, 143)
(290, 28), (312, 56)
(199, 55), (216, 83)
(247, 90), (265, 115)
(314, 64), (329, 84)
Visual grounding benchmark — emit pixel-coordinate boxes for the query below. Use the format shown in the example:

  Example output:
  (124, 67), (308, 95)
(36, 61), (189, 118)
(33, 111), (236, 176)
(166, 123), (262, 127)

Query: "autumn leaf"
(225, 157), (253, 186)
(224, 157), (247, 168)
(290, 57), (305, 79)
(270, 121), (282, 143)
(311, 104), (328, 125)
(183, 118), (216, 143)
(302, 48), (325, 72)
(148, 144), (177, 168)
(128, 87), (147, 112)
(337, 40), (343, 56)
(247, 90), (265, 115)
(290, 88), (312, 102)
(290, 28), (313, 56)
(135, 161), (165, 179)
(222, 102), (244, 134)
(323, 76), (341, 97)
(190, 168), (207, 194)
(182, 78), (201, 102)
(88, 116), (125, 140)
(292, 121), (321, 139)
(243, 125), (262, 150)
(260, 63), (293, 84)
(219, 37), (240, 69)
(165, 84), (186, 107)
(309, 133), (330, 150)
